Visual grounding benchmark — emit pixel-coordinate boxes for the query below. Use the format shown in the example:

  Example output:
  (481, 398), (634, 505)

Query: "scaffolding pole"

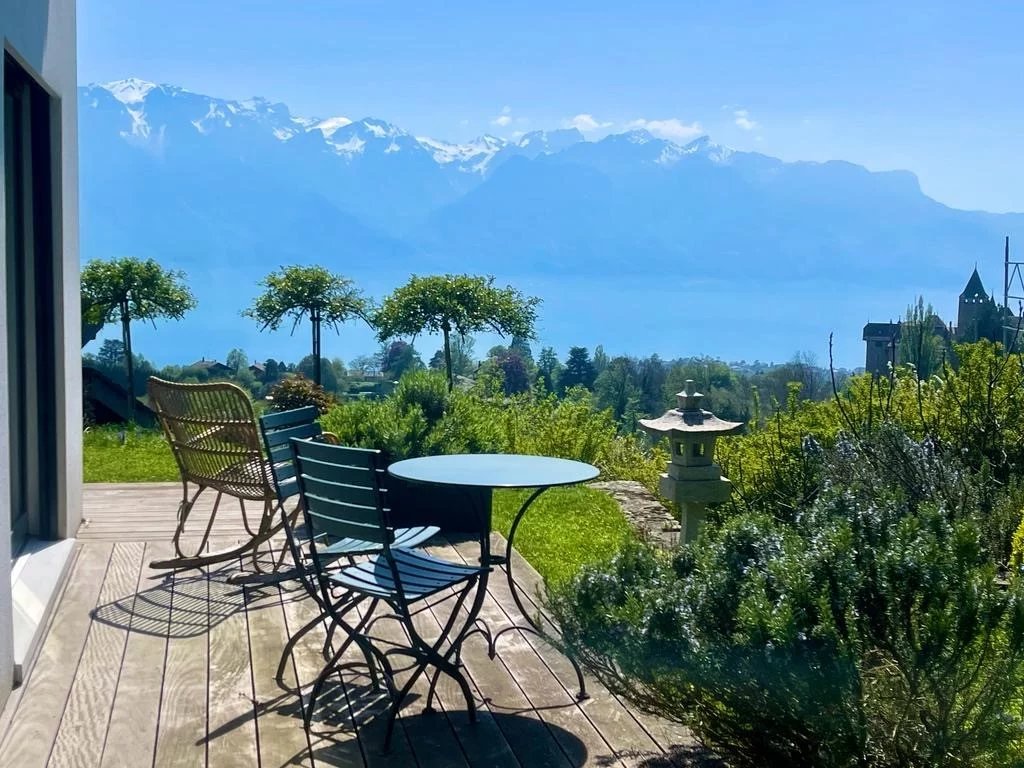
(1004, 236), (1024, 353)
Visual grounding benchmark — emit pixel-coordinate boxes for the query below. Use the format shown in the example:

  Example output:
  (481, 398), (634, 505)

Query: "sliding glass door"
(4, 53), (58, 553)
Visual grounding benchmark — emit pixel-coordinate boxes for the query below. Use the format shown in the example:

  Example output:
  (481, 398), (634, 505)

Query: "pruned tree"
(80, 256), (196, 419)
(375, 274), (540, 390)
(244, 265), (370, 386)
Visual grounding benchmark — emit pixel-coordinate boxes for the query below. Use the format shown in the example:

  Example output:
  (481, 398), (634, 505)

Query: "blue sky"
(79, 0), (1024, 213)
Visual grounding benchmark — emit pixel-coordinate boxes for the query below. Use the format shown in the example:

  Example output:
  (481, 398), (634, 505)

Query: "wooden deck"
(0, 483), (705, 767)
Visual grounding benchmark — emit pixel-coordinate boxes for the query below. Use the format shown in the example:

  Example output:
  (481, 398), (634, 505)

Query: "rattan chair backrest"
(147, 377), (271, 499)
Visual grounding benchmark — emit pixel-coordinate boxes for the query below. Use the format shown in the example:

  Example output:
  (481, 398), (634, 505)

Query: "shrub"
(550, 425), (1024, 768)
(267, 374), (333, 414)
(320, 373), (665, 486)
(393, 369), (449, 424)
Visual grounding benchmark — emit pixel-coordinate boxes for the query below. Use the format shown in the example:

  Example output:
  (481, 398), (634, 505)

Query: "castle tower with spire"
(956, 267), (992, 342)
(863, 265), (1003, 375)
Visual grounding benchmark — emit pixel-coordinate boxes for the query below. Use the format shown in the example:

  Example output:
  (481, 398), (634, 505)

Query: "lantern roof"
(638, 379), (744, 437)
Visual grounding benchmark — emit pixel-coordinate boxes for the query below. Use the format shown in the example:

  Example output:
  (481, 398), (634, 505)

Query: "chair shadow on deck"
(90, 564), (277, 638)
(201, 665), (592, 767)
(301, 692), (591, 767)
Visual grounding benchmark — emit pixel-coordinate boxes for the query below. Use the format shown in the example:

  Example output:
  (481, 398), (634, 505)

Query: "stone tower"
(863, 322), (900, 376)
(957, 268), (989, 342)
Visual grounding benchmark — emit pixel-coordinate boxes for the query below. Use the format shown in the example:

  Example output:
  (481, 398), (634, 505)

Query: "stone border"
(590, 480), (679, 548)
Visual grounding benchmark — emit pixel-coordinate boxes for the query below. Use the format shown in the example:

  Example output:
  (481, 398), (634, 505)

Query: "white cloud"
(625, 117), (704, 142)
(491, 105), (516, 127)
(563, 113), (613, 133)
(733, 109), (759, 131)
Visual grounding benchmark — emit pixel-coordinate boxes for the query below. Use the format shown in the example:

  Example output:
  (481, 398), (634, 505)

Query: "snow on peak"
(359, 118), (404, 139)
(310, 116), (353, 138)
(416, 134), (508, 173)
(102, 78), (159, 105)
(238, 97), (271, 112)
(311, 118), (406, 156)
(681, 136), (733, 162)
(331, 135), (366, 156)
(623, 129), (654, 144)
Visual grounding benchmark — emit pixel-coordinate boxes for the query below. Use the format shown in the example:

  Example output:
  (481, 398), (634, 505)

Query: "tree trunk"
(442, 323), (453, 392)
(311, 308), (322, 386)
(120, 299), (135, 422)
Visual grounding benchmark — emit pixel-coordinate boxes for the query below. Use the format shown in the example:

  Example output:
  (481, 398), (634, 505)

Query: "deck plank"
(99, 541), (176, 768)
(443, 535), (615, 767)
(498, 538), (671, 766)
(152, 554), (212, 767)
(49, 542), (145, 768)
(279, 577), (368, 767)
(205, 557), (260, 768)
(434, 540), (585, 768)
(0, 484), (694, 768)
(414, 539), (524, 768)
(352, 585), (471, 768)
(244, 574), (317, 767)
(79, 482), (257, 543)
(0, 542), (110, 768)
(321, 595), (422, 768)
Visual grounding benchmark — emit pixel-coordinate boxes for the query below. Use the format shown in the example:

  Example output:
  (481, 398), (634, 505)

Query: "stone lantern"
(639, 379), (743, 542)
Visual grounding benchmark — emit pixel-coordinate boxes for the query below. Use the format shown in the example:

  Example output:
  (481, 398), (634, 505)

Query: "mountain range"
(78, 78), (1024, 367)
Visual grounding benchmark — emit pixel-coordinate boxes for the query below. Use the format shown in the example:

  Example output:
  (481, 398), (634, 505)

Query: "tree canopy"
(899, 296), (946, 379)
(243, 265), (369, 386)
(561, 346), (596, 392)
(375, 274), (540, 390)
(80, 256), (196, 417)
(381, 340), (424, 380)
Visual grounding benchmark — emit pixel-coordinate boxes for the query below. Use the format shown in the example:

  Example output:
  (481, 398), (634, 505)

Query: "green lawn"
(492, 486), (633, 587)
(83, 428), (632, 584)
(83, 426), (177, 482)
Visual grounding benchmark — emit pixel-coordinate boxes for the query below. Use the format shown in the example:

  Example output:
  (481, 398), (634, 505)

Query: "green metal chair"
(257, 406), (439, 683)
(290, 438), (489, 750)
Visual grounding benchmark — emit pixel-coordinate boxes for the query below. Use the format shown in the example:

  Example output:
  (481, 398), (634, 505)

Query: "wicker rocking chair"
(147, 377), (288, 572)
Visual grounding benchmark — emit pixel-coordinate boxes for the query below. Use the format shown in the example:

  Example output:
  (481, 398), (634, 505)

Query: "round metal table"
(388, 453), (599, 698)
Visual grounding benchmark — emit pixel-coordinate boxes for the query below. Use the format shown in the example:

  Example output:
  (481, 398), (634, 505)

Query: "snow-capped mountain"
(84, 79), (601, 176)
(78, 78), (1024, 365)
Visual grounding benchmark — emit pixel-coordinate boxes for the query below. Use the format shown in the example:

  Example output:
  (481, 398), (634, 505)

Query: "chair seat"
(330, 547), (487, 600)
(322, 525), (440, 556)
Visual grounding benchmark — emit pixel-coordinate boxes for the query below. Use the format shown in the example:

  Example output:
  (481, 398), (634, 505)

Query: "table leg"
(489, 487), (589, 700)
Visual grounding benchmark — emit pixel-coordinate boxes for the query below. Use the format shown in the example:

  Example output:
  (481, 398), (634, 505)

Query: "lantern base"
(659, 474), (733, 543)
(678, 502), (707, 542)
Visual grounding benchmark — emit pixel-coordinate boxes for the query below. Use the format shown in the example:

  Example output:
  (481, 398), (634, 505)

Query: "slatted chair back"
(290, 440), (395, 574)
(258, 406), (330, 503)
(148, 377), (271, 500)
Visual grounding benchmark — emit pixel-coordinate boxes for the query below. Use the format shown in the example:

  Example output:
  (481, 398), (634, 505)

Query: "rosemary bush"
(551, 425), (1024, 768)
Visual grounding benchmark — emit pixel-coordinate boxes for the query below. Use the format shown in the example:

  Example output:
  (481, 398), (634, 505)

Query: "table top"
(388, 453), (599, 489)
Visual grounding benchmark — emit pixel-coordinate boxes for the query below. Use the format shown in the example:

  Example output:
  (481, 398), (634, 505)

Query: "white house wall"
(0, 0), (82, 706)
